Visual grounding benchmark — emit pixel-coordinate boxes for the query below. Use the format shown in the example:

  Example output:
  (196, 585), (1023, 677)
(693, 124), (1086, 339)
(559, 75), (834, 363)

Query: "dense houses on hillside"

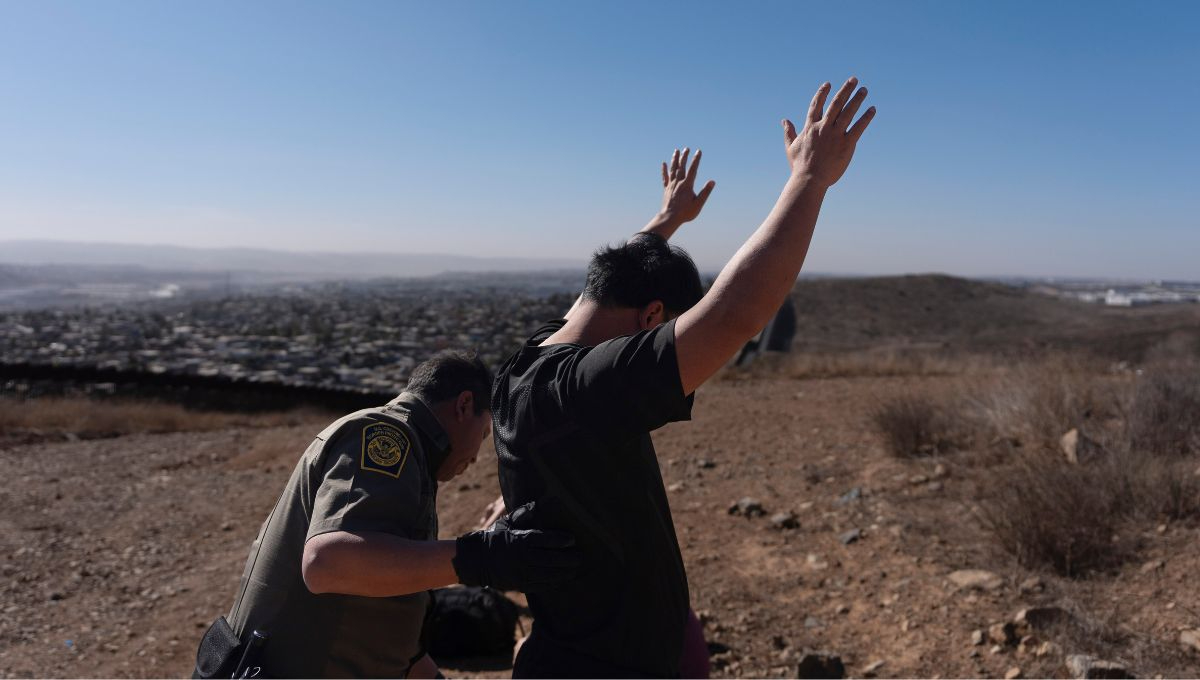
(0, 280), (575, 393)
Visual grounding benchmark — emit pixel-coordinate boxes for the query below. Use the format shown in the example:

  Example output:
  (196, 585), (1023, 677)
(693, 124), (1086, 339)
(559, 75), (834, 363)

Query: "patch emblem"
(361, 423), (410, 478)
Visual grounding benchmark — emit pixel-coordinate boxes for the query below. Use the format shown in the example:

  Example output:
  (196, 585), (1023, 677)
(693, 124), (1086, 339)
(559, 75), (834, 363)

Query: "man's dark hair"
(405, 350), (493, 414)
(581, 233), (704, 316)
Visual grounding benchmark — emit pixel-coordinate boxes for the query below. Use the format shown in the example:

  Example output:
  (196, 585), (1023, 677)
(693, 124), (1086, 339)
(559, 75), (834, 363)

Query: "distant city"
(0, 275), (580, 394)
(1, 244), (1197, 396)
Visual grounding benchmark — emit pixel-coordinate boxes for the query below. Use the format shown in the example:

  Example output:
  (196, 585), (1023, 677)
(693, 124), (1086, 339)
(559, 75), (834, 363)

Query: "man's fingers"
(685, 148), (702, 185)
(782, 119), (797, 148)
(677, 148), (689, 180)
(661, 161), (669, 187)
(696, 179), (715, 209)
(807, 82), (830, 125)
(838, 86), (868, 130)
(847, 106), (877, 143)
(669, 148), (680, 179)
(824, 76), (858, 122)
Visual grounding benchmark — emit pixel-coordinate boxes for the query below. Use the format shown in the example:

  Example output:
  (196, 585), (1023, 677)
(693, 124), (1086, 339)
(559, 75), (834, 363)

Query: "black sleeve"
(305, 417), (424, 541)
(560, 317), (693, 440)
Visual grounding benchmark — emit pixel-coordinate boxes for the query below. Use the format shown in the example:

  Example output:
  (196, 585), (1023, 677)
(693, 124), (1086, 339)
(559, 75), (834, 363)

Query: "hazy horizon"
(1, 1), (1197, 280)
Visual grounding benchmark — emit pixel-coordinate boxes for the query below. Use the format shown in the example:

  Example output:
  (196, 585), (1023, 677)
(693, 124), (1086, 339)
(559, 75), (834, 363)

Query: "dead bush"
(0, 396), (330, 439)
(1126, 362), (1200, 457)
(871, 395), (960, 458)
(1126, 453), (1200, 521)
(967, 356), (1122, 454)
(979, 457), (1131, 577)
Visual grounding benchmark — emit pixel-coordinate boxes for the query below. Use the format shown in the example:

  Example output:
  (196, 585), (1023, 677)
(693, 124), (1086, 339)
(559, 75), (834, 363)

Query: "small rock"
(48, 591), (64, 601)
(932, 463), (948, 478)
(990, 645), (1004, 656)
(1140, 559), (1165, 574)
(863, 660), (885, 677)
(667, 481), (685, 492)
(834, 487), (861, 506)
(771, 512), (799, 530)
(806, 554), (829, 570)
(948, 569), (1005, 591)
(729, 497), (766, 517)
(1016, 635), (1038, 655)
(838, 528), (862, 545)
(804, 616), (824, 629)
(1061, 655), (1133, 679)
(1035, 641), (1061, 658)
(697, 458), (716, 469)
(926, 481), (944, 493)
(989, 622), (1018, 646)
(1005, 667), (1022, 679)
(1018, 577), (1044, 593)
(834, 603), (850, 615)
(1014, 605), (1070, 633)
(971, 629), (986, 646)
(909, 474), (929, 485)
(220, 521), (233, 532)
(1156, 523), (1167, 534)
(796, 651), (844, 679)
(771, 635), (789, 650)
(1059, 428), (1104, 464)
(1180, 628), (1200, 653)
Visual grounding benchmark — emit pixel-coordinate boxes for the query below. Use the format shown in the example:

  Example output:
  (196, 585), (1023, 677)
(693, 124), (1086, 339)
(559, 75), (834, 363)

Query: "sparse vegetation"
(0, 396), (330, 441)
(870, 394), (960, 458)
(1126, 362), (1200, 457)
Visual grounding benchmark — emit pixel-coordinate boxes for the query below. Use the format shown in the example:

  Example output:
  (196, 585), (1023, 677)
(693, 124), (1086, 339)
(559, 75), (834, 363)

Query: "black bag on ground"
(193, 616), (242, 679)
(426, 586), (520, 658)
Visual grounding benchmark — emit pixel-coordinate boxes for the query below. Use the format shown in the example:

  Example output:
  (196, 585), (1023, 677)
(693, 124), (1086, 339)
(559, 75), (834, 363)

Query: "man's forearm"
(637, 211), (685, 242)
(302, 531), (458, 597)
(707, 175), (827, 334)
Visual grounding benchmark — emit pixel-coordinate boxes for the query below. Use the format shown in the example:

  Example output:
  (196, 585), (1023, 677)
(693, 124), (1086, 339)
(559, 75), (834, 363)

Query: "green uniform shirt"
(227, 393), (447, 678)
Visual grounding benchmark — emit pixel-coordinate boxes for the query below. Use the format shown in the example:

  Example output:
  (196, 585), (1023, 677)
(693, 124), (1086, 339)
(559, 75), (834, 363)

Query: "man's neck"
(542, 302), (639, 348)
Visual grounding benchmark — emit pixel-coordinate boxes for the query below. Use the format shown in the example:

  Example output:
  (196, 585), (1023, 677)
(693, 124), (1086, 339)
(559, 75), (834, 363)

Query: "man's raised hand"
(781, 77), (875, 188)
(659, 147), (716, 225)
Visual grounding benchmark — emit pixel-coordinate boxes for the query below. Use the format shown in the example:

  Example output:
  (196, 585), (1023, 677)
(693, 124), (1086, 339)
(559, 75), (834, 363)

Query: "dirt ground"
(2, 368), (1198, 679)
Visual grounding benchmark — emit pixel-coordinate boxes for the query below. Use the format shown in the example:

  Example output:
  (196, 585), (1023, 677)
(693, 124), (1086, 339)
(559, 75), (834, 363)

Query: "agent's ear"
(456, 390), (474, 421)
(640, 301), (665, 330)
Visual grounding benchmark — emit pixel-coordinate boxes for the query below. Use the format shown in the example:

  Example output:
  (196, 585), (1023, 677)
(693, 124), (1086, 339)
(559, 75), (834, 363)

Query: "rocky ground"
(1, 372), (1198, 678)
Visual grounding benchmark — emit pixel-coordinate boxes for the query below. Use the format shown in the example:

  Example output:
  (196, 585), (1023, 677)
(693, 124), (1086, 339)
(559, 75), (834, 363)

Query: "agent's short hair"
(405, 350), (493, 415)
(581, 233), (703, 317)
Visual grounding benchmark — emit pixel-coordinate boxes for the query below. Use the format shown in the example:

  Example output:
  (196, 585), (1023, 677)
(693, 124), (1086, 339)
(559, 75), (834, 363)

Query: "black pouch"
(193, 616), (243, 679)
(426, 586), (520, 659)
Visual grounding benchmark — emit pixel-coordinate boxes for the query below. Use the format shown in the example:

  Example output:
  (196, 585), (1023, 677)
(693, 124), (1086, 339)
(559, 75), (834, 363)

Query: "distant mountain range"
(0, 240), (583, 279)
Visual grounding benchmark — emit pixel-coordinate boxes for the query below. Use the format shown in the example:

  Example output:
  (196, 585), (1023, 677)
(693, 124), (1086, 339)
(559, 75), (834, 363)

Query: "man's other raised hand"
(781, 77), (876, 189)
(660, 147), (716, 225)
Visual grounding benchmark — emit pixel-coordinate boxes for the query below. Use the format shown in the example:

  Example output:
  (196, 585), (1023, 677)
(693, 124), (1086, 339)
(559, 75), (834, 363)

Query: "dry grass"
(721, 348), (999, 382)
(978, 456), (1131, 577)
(1126, 362), (1200, 457)
(958, 347), (1200, 577)
(870, 395), (962, 458)
(0, 396), (331, 440)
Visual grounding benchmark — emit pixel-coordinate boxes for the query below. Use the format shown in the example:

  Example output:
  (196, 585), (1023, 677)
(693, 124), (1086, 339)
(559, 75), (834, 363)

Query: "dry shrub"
(1126, 362), (1200, 457)
(871, 395), (961, 458)
(966, 355), (1121, 454)
(0, 396), (330, 439)
(979, 456), (1131, 577)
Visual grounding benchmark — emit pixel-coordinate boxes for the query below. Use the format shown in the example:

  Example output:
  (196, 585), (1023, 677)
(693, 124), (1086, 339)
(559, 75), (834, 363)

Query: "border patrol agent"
(194, 351), (579, 679)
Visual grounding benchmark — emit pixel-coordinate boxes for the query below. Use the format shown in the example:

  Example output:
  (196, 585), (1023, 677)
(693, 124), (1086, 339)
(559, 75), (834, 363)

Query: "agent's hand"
(453, 502), (581, 592)
(659, 147), (716, 225)
(477, 494), (506, 530)
(782, 77), (876, 188)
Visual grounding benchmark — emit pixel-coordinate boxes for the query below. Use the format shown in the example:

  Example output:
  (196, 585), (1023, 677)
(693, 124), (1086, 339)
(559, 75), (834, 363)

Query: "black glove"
(452, 501), (581, 592)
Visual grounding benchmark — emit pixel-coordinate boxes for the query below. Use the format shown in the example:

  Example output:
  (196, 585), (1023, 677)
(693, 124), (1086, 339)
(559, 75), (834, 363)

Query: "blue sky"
(0, 1), (1196, 279)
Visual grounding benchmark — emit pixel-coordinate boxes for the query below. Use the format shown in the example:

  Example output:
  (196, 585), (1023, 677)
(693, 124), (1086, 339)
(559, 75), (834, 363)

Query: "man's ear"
(640, 301), (665, 330)
(456, 390), (474, 421)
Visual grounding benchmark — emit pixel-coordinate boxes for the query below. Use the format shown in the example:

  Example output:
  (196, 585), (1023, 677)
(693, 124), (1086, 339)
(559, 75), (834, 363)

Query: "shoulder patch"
(360, 422), (411, 478)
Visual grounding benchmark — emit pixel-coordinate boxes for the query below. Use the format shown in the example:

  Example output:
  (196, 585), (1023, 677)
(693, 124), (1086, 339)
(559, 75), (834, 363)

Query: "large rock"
(948, 569), (1005, 591)
(1181, 628), (1200, 653)
(1060, 428), (1103, 464)
(1058, 654), (1133, 679)
(796, 651), (844, 679)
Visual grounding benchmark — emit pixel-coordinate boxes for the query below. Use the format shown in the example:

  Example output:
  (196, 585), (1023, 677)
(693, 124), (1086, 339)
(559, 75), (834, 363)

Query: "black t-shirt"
(492, 318), (694, 678)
